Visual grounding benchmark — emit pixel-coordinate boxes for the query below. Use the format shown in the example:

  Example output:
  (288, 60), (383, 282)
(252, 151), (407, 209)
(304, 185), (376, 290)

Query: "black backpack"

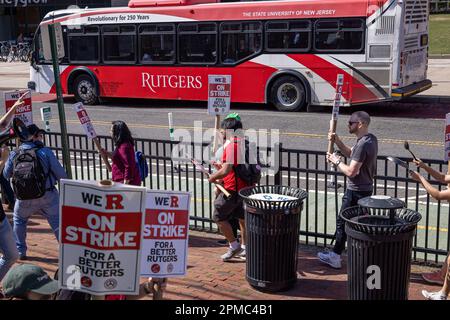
(233, 139), (262, 185)
(11, 147), (48, 200)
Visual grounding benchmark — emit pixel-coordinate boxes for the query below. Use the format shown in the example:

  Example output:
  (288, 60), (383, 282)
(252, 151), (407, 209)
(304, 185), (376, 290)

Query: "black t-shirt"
(348, 133), (378, 191)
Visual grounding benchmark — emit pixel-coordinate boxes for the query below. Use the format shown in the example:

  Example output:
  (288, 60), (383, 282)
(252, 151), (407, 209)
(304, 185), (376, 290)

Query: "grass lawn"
(429, 14), (450, 55)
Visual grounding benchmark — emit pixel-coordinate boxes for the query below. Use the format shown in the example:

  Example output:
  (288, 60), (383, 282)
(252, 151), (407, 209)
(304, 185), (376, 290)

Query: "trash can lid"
(248, 193), (298, 201)
(357, 195), (405, 210)
(239, 185), (307, 211)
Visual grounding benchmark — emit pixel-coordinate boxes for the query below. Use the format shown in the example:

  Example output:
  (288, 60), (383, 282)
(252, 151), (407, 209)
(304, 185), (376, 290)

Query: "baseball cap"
(27, 124), (46, 136)
(2, 264), (59, 298)
(225, 113), (241, 121)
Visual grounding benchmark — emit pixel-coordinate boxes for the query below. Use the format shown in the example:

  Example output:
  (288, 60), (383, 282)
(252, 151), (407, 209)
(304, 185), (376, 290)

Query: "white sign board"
(331, 74), (345, 120)
(140, 190), (191, 277)
(40, 106), (52, 122)
(73, 102), (97, 139)
(207, 75), (231, 116)
(41, 22), (65, 60)
(59, 180), (147, 295)
(445, 113), (450, 161)
(4, 89), (33, 126)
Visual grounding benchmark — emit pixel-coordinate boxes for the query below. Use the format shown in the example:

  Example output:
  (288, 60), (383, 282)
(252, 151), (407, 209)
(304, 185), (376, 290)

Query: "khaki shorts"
(213, 192), (245, 222)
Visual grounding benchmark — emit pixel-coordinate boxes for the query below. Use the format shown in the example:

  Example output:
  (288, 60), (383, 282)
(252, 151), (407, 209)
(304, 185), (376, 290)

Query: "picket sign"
(59, 179), (147, 295)
(140, 190), (191, 278)
(4, 89), (33, 126)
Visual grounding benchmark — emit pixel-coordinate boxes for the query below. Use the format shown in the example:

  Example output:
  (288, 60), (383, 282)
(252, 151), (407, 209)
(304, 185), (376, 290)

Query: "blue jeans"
(13, 189), (60, 256)
(0, 218), (19, 281)
(333, 189), (373, 255)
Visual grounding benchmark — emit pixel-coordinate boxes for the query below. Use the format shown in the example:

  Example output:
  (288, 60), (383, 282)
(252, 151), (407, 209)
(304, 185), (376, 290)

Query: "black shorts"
(213, 192), (245, 222)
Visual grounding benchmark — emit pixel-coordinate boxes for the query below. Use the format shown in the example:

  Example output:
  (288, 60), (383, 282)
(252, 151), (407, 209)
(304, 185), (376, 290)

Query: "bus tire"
(73, 74), (99, 105)
(270, 76), (306, 112)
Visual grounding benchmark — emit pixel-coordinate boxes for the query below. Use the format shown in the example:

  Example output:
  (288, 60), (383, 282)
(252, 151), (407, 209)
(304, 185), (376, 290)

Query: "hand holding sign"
(327, 74), (344, 155)
(13, 91), (28, 108)
(73, 103), (112, 172)
(191, 158), (231, 198)
(3, 90), (33, 129)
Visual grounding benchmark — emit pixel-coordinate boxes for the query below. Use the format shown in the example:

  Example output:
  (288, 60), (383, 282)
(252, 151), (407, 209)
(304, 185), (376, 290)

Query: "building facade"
(0, 0), (129, 41)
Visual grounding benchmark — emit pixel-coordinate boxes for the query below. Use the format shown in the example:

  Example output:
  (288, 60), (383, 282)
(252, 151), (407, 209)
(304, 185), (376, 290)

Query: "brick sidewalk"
(3, 209), (443, 300)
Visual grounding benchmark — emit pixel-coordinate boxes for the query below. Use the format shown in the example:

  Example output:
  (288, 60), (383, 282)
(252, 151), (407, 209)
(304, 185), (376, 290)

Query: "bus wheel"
(74, 74), (99, 105)
(270, 76), (306, 112)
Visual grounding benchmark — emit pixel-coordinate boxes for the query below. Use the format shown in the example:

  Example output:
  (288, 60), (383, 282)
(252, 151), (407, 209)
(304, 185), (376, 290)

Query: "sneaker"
(237, 249), (246, 261)
(422, 290), (447, 300)
(221, 247), (242, 262)
(422, 271), (445, 286)
(318, 251), (342, 269)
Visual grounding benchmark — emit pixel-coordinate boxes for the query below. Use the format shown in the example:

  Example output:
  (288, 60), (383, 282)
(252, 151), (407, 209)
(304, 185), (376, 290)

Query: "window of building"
(178, 23), (217, 64)
(139, 24), (175, 64)
(266, 20), (311, 52)
(314, 18), (364, 52)
(103, 25), (136, 63)
(220, 21), (262, 64)
(68, 26), (99, 63)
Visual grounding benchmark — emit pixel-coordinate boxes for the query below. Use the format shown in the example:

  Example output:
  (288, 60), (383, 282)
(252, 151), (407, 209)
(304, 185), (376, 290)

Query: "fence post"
(274, 142), (282, 185)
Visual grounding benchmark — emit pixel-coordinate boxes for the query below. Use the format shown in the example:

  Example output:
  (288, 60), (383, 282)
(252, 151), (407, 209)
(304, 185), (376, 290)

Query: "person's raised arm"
(413, 159), (447, 184)
(0, 93), (26, 130)
(410, 171), (450, 201)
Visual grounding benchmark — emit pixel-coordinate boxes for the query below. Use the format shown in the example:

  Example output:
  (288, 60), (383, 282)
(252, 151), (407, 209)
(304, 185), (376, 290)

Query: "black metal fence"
(44, 132), (449, 264)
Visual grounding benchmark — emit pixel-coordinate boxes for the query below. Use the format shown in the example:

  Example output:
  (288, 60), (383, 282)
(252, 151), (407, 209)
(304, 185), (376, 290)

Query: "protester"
(208, 113), (250, 261)
(408, 160), (450, 300)
(213, 117), (240, 247)
(1, 264), (59, 300)
(0, 145), (15, 211)
(99, 120), (141, 186)
(411, 159), (450, 286)
(318, 111), (378, 269)
(4, 124), (67, 260)
(1, 263), (157, 300)
(52, 268), (158, 300)
(0, 97), (26, 282)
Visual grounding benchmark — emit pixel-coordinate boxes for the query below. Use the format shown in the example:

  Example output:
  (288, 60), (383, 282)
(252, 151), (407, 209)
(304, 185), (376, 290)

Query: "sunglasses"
(348, 121), (359, 126)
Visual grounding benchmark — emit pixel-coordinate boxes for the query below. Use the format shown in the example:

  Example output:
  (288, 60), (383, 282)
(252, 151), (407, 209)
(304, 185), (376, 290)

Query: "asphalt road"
(0, 60), (448, 160)
(10, 95), (448, 161)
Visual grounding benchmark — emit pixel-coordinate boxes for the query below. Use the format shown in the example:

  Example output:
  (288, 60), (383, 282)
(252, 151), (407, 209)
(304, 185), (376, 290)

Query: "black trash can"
(239, 185), (308, 292)
(340, 195), (422, 300)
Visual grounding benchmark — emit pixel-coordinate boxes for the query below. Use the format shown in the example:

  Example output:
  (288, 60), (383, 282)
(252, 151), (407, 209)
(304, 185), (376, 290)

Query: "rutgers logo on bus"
(141, 73), (203, 93)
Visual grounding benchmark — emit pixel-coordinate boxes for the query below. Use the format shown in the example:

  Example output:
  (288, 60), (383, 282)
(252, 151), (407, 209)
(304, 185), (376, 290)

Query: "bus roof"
(41, 0), (388, 26)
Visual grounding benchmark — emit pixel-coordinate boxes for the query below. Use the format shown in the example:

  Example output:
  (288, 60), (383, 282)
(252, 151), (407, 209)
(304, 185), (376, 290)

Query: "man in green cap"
(225, 113), (241, 121)
(2, 264), (59, 300)
(209, 113), (251, 261)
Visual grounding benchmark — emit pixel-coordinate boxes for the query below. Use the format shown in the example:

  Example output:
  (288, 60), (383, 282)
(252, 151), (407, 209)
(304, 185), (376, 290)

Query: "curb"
(403, 95), (450, 104)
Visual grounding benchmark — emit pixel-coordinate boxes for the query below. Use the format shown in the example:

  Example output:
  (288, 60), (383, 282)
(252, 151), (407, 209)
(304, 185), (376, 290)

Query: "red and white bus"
(29, 0), (432, 112)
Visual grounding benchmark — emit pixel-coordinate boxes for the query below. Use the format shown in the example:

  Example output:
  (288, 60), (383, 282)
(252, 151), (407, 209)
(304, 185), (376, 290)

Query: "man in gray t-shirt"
(318, 111), (378, 269)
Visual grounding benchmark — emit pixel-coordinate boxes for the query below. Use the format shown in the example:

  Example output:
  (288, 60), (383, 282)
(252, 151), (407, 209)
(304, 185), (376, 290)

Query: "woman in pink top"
(100, 121), (141, 186)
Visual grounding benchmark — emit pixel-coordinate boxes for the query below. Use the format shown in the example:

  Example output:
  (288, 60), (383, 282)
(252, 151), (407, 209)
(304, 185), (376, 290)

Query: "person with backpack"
(213, 118), (240, 247)
(3, 124), (67, 261)
(0, 96), (33, 281)
(208, 113), (260, 262)
(99, 120), (141, 186)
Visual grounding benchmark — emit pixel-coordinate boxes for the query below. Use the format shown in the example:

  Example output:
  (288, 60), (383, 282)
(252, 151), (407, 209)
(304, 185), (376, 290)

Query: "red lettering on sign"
(170, 196), (179, 208)
(105, 194), (124, 210)
(76, 110), (91, 124)
(61, 206), (142, 250)
(143, 209), (188, 240)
